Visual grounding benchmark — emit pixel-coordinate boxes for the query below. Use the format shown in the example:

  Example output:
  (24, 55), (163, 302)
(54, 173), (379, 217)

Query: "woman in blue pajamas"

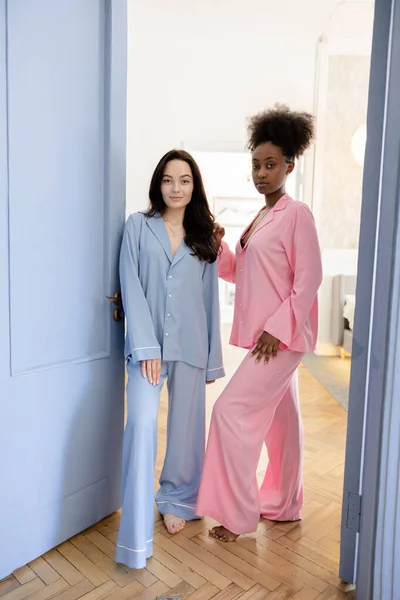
(115, 149), (225, 569)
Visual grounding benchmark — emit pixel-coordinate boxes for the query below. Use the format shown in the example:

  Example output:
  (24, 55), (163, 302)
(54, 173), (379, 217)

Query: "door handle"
(106, 293), (124, 322)
(106, 292), (122, 306)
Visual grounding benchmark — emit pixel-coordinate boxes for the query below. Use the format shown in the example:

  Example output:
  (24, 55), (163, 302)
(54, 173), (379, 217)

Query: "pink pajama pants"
(196, 348), (304, 534)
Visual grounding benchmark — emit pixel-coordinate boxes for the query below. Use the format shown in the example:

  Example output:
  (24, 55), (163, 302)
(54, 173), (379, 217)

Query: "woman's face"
(251, 142), (294, 196)
(161, 160), (194, 210)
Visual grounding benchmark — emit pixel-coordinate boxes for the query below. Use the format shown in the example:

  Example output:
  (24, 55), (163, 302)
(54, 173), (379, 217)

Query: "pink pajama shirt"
(196, 194), (323, 534)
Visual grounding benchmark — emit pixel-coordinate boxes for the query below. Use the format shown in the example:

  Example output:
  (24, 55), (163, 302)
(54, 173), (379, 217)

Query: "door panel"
(339, 0), (393, 584)
(0, 0), (127, 578)
(8, 1), (107, 373)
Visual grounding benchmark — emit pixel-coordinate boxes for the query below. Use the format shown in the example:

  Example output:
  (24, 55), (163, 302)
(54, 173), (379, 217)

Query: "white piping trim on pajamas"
(132, 346), (160, 351)
(117, 540), (152, 553)
(206, 367), (223, 371)
(156, 500), (196, 510)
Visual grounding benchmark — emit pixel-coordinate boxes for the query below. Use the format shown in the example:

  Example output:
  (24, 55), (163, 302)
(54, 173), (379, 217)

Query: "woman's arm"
(218, 240), (237, 283)
(119, 215), (161, 363)
(263, 204), (323, 348)
(203, 260), (225, 382)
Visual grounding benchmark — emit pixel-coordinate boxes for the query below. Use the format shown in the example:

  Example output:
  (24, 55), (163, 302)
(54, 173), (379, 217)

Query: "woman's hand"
(141, 359), (161, 385)
(214, 223), (225, 249)
(206, 380), (216, 385)
(251, 331), (280, 364)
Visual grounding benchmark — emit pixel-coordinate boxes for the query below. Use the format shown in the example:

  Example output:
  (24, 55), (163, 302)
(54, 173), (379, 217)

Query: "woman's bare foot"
(163, 513), (186, 534)
(209, 525), (239, 542)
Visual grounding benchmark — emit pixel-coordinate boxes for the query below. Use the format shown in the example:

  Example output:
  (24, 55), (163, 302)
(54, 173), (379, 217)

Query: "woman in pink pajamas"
(196, 104), (323, 541)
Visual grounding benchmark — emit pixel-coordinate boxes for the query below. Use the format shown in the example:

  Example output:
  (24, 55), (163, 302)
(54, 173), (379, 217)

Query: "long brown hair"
(145, 149), (218, 263)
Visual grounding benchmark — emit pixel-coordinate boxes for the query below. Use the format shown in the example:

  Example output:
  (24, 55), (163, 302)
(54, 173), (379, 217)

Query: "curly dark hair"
(247, 104), (315, 160)
(145, 149), (218, 263)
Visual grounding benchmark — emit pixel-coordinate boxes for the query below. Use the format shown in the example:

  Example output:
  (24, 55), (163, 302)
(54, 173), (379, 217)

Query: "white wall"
(126, 0), (374, 356)
(312, 2), (374, 354)
(126, 0), (341, 214)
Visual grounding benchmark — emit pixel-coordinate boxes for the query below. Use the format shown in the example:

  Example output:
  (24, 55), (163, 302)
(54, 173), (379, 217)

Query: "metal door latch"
(106, 293), (124, 322)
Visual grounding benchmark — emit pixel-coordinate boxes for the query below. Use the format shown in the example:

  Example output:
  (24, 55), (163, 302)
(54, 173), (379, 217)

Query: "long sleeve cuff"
(206, 366), (225, 381)
(129, 345), (162, 363)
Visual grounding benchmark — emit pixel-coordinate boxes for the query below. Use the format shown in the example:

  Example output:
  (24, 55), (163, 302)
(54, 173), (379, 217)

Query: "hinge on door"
(346, 492), (362, 533)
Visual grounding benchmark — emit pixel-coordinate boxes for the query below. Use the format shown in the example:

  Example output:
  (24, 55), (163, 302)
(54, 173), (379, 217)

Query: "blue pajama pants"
(115, 359), (206, 569)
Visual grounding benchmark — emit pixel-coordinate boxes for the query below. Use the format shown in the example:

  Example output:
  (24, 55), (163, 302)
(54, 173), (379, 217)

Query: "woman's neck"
(163, 207), (185, 226)
(265, 188), (286, 209)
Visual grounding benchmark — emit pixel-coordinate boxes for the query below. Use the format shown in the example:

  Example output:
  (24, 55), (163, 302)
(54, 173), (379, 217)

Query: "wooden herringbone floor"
(1, 333), (355, 600)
